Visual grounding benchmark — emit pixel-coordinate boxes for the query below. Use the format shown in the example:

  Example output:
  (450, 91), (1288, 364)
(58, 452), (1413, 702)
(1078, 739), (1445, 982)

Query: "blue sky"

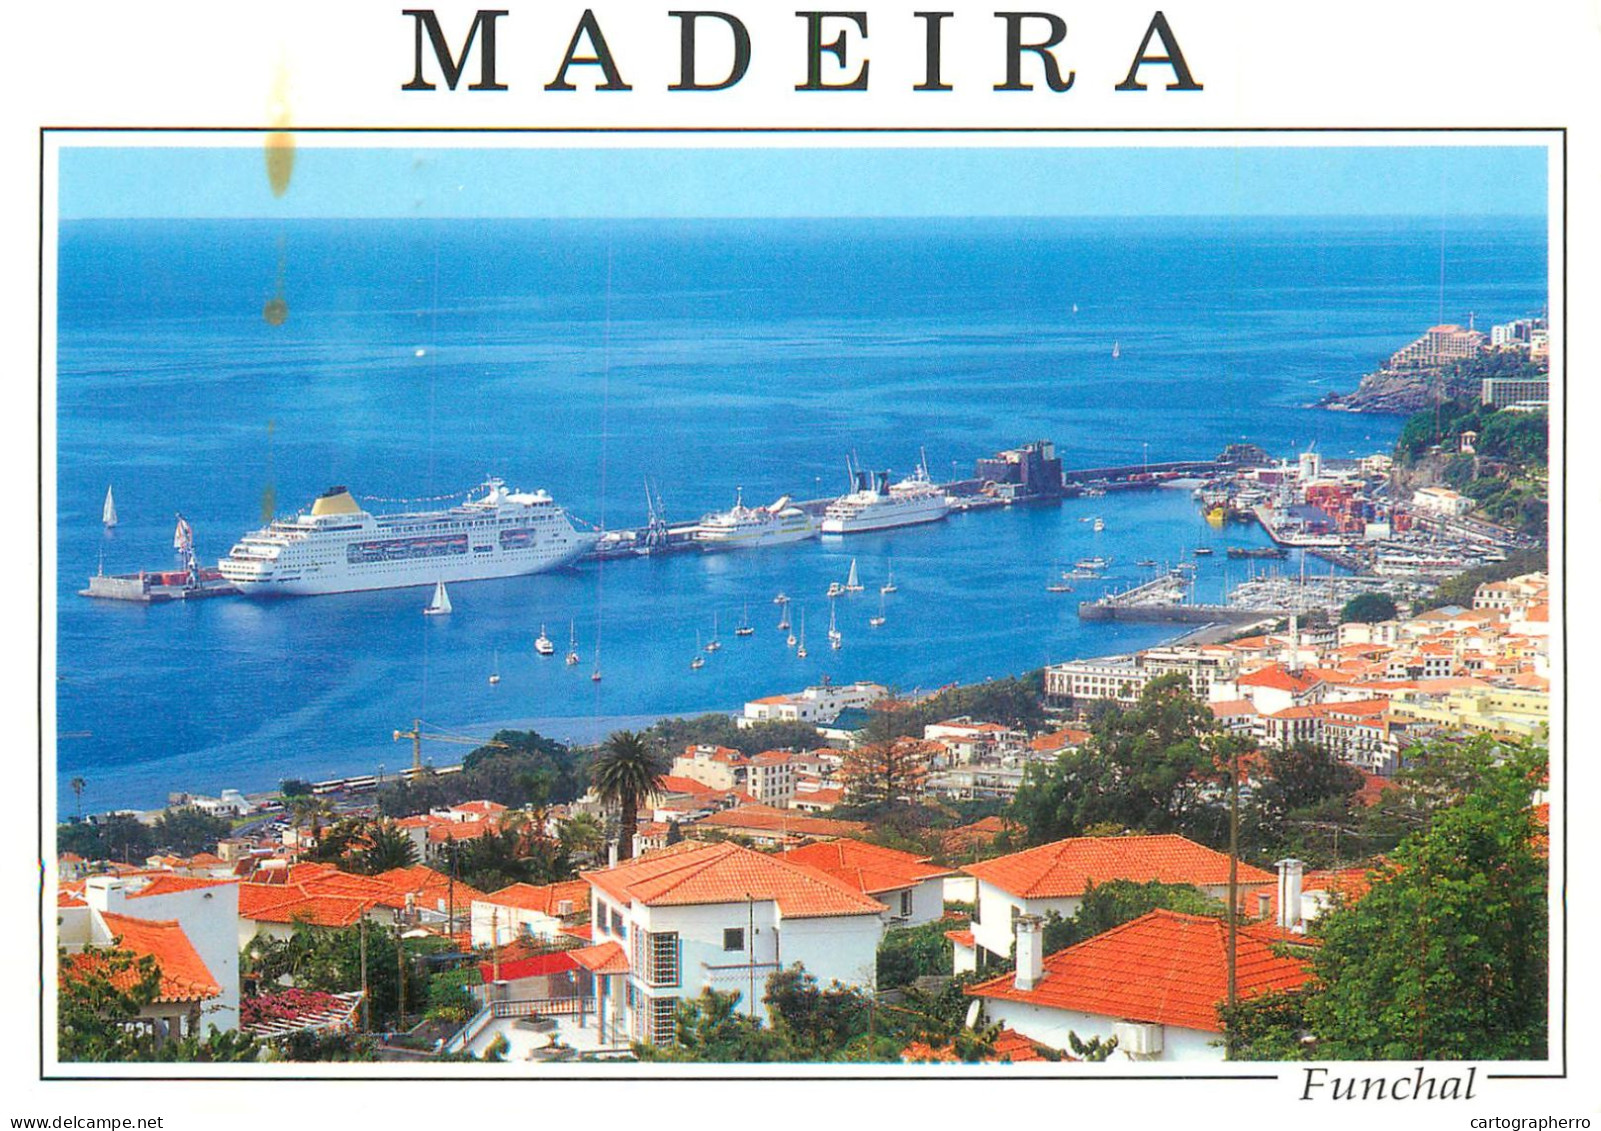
(59, 144), (1548, 219)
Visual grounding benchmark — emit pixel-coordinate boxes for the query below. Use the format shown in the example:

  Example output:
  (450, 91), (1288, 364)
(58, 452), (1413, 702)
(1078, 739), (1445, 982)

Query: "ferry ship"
(820, 459), (951, 535)
(693, 489), (818, 550)
(218, 479), (595, 597)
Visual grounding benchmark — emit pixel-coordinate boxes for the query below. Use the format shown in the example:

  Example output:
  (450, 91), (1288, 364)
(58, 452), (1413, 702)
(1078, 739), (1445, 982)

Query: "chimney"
(1275, 858), (1305, 930)
(1014, 914), (1044, 992)
(607, 840), (619, 867)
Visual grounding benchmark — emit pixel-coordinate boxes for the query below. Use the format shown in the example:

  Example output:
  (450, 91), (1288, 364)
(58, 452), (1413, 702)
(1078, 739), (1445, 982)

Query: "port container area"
(80, 568), (236, 603)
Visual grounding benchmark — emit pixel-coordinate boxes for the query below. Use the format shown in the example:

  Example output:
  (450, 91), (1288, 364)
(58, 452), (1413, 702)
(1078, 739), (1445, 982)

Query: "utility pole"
(395, 914), (406, 1032)
(359, 916), (369, 1034)
(1225, 737), (1241, 1061)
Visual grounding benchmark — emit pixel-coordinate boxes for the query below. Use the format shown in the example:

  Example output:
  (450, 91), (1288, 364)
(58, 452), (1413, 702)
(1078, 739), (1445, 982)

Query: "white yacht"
(693, 489), (818, 550)
(820, 456), (951, 534)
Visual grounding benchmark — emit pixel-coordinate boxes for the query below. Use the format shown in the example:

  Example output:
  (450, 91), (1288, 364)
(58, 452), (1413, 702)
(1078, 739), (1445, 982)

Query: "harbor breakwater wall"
(1076, 603), (1285, 624)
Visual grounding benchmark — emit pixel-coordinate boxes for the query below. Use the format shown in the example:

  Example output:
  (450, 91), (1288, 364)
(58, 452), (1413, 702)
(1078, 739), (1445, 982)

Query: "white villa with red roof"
(965, 907), (1312, 1061)
(959, 834), (1275, 968)
(582, 841), (886, 1044)
(59, 873), (241, 1035)
(779, 839), (954, 927)
(470, 879), (592, 947)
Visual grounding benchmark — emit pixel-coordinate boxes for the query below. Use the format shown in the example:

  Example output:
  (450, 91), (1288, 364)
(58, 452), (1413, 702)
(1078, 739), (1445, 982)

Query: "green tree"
(57, 944), (164, 1061)
(558, 812), (605, 861)
(1042, 880), (1225, 953)
(763, 966), (874, 1059)
(634, 988), (793, 1062)
(1304, 743), (1547, 1059)
(69, 777), (87, 820)
(589, 730), (668, 862)
(1339, 592), (1398, 624)
(877, 919), (955, 989)
(1011, 673), (1217, 844)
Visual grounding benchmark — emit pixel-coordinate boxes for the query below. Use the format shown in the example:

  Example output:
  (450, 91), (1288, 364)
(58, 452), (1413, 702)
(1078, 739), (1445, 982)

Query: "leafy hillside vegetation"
(1394, 398), (1549, 536)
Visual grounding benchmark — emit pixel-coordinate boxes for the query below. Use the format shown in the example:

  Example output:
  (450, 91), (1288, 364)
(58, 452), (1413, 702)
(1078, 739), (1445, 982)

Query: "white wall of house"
(469, 899), (567, 948)
(979, 998), (1223, 1062)
(970, 880), (1082, 959)
(943, 875), (977, 904)
(57, 904), (92, 948)
(777, 913), (881, 993)
(88, 877), (241, 1033)
(880, 877), (945, 929)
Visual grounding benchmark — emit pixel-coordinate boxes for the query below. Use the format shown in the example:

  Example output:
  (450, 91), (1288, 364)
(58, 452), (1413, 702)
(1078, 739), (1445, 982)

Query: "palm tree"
(287, 795), (335, 844)
(69, 777), (87, 820)
(559, 811), (606, 862)
(589, 730), (668, 862)
(359, 819), (418, 873)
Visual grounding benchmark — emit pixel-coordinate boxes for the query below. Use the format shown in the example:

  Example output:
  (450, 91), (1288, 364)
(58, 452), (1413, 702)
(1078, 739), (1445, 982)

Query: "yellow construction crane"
(392, 719), (512, 774)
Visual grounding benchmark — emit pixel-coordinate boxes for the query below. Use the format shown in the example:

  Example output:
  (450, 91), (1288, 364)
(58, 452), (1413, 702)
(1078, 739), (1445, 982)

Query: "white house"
(470, 880), (592, 948)
(965, 908), (1313, 1061)
(960, 834), (1275, 965)
(582, 841), (886, 1044)
(779, 839), (954, 928)
(74, 874), (242, 1034)
(739, 681), (889, 728)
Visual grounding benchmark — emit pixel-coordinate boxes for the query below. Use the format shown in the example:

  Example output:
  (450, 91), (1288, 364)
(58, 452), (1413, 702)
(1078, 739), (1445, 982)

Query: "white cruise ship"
(219, 479), (595, 596)
(821, 460), (951, 535)
(693, 490), (818, 550)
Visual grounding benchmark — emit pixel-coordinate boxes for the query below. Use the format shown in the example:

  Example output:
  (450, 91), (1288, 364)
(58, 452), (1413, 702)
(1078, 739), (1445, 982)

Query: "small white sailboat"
(591, 642), (603, 682)
(869, 591), (886, 628)
(705, 613), (722, 652)
(827, 598), (843, 650)
(102, 486), (118, 530)
(489, 650), (501, 685)
(778, 602), (791, 632)
(535, 624), (555, 656)
(691, 630), (706, 669)
(796, 608), (808, 658)
(423, 581), (452, 616)
(1111, 340), (1121, 360)
(565, 621), (580, 665)
(844, 558), (863, 593)
(735, 604), (755, 637)
(880, 560), (897, 595)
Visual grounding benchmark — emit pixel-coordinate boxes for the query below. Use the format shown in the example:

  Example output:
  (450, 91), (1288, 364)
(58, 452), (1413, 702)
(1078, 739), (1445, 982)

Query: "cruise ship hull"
(223, 538), (594, 597)
(821, 502), (950, 534)
(219, 480), (595, 598)
(696, 524), (819, 551)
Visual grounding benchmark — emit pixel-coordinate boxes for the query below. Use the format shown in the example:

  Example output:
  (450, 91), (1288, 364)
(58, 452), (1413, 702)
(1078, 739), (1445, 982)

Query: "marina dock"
(1077, 571), (1287, 626)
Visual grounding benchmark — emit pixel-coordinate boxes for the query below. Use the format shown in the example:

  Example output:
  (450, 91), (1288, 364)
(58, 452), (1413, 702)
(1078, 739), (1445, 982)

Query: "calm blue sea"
(55, 215), (1548, 814)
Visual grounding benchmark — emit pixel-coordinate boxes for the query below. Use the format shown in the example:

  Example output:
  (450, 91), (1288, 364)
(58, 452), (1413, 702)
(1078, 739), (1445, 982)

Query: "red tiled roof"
(779, 838), (954, 895)
(1237, 665), (1321, 693)
(903, 1026), (1053, 1063)
(568, 941), (630, 975)
(692, 804), (868, 839)
(963, 834), (1273, 899)
(967, 910), (1312, 1033)
(481, 880), (592, 917)
(1209, 699), (1258, 718)
(584, 841), (886, 918)
(1030, 727), (1091, 752)
(126, 875), (237, 899)
(427, 822), (496, 843)
(560, 922), (593, 941)
(944, 928), (976, 948)
(76, 912), (222, 1003)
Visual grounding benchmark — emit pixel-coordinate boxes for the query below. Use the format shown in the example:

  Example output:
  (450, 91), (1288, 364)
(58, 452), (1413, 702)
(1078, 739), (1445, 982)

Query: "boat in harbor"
(774, 592), (789, 605)
(828, 599), (842, 650)
(869, 591), (887, 627)
(423, 581), (452, 616)
(827, 580), (845, 598)
(489, 650), (501, 685)
(565, 621), (580, 665)
(220, 478), (594, 597)
(1193, 547), (1215, 557)
(706, 613), (722, 652)
(535, 625), (555, 656)
(693, 488), (818, 550)
(691, 630), (706, 669)
(1093, 517), (1105, 532)
(881, 560), (898, 595)
(591, 642), (602, 682)
(1111, 340), (1121, 359)
(796, 608), (808, 658)
(778, 602), (791, 632)
(735, 605), (755, 637)
(102, 486), (118, 530)
(1075, 556), (1109, 571)
(1136, 558), (1159, 568)
(820, 455), (951, 534)
(844, 559), (864, 592)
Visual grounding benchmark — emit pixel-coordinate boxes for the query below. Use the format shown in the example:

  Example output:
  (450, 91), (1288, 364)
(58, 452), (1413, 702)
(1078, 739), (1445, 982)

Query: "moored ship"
(693, 489), (818, 550)
(820, 457), (951, 534)
(218, 478), (594, 597)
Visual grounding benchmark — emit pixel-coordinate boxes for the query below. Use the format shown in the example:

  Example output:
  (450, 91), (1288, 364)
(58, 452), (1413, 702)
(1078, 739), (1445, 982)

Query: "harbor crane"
(392, 719), (511, 775)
